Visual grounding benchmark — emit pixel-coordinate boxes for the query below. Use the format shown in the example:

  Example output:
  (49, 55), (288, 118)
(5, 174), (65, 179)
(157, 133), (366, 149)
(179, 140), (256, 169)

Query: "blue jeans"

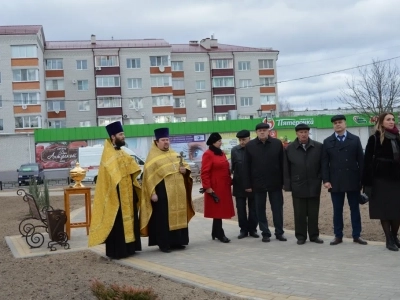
(331, 191), (362, 238)
(254, 190), (284, 237)
(236, 196), (258, 234)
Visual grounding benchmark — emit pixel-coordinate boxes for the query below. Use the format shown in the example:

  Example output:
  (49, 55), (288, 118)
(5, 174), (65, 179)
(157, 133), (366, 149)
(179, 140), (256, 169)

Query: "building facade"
(0, 25), (279, 134)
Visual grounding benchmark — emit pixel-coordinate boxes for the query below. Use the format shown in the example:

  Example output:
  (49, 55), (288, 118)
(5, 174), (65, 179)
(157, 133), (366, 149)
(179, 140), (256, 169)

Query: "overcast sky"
(2, 0), (400, 111)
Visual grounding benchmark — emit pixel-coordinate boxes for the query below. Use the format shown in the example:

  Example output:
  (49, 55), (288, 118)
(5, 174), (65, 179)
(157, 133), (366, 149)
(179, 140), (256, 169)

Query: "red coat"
(201, 149), (235, 219)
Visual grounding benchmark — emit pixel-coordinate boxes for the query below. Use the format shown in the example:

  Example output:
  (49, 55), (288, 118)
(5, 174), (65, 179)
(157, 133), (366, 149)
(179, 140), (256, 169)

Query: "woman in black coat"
(362, 112), (400, 251)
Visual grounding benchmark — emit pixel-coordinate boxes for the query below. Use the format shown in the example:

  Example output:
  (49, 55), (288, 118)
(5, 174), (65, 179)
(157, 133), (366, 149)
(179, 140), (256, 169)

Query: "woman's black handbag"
(359, 192), (369, 205)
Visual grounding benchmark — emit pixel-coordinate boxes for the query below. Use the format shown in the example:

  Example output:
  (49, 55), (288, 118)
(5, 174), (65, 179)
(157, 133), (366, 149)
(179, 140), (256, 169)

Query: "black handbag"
(359, 192), (369, 205)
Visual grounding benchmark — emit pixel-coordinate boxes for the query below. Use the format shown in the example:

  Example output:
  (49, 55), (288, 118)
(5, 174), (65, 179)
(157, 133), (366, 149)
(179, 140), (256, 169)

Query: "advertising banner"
(169, 134), (207, 162)
(35, 141), (87, 169)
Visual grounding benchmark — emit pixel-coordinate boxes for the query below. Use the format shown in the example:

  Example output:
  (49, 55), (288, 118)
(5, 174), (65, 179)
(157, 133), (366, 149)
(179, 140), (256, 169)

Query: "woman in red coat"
(201, 132), (235, 243)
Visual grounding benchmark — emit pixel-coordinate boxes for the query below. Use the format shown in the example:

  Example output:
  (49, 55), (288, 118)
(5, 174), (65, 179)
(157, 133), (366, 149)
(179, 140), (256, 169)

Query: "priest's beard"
(114, 137), (126, 149)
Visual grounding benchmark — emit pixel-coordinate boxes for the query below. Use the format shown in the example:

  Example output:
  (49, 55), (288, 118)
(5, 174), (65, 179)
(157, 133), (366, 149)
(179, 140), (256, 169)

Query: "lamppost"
(257, 108), (263, 118)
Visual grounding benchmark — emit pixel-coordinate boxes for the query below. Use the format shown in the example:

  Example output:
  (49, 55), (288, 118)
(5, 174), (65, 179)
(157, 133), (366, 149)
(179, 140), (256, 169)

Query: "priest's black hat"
(154, 128), (169, 140)
(105, 121), (123, 137)
(206, 132), (222, 145)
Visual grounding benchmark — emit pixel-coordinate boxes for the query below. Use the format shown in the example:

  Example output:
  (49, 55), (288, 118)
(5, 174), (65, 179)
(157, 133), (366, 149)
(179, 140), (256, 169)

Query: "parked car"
(17, 163), (45, 186)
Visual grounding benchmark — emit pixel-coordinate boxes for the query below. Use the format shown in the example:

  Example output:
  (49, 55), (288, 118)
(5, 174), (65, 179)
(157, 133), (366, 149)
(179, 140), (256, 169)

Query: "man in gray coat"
(283, 124), (324, 245)
(231, 130), (258, 239)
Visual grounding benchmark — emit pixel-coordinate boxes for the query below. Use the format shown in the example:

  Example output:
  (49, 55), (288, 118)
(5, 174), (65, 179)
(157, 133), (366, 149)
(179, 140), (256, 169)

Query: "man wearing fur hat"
(283, 123), (324, 245)
(140, 128), (195, 253)
(88, 121), (142, 259)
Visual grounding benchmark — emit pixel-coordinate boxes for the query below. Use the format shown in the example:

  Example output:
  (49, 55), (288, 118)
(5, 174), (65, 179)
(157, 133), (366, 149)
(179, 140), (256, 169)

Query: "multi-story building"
(0, 25), (279, 134)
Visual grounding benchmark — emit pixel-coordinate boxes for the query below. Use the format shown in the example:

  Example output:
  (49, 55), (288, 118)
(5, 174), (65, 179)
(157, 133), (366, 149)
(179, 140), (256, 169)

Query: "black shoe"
(262, 236), (270, 242)
(218, 236), (230, 243)
(297, 240), (306, 245)
(386, 236), (399, 251)
(212, 234), (216, 240)
(237, 232), (248, 239)
(171, 245), (186, 250)
(249, 232), (260, 238)
(310, 237), (324, 244)
(392, 234), (400, 248)
(159, 247), (171, 253)
(353, 237), (368, 245)
(330, 237), (343, 245)
(276, 235), (287, 241)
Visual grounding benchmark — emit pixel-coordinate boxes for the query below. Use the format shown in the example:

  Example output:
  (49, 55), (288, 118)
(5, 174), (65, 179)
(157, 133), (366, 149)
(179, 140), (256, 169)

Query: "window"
(212, 59), (233, 69)
(46, 79), (64, 90)
(127, 58), (141, 69)
(128, 78), (142, 89)
(173, 98), (185, 108)
(150, 55), (169, 67)
(77, 60), (88, 70)
(129, 98), (143, 109)
(196, 80), (205, 90)
(171, 61), (183, 71)
(238, 61), (251, 71)
(238, 115), (254, 119)
(172, 79), (184, 90)
(240, 97), (253, 107)
(78, 100), (90, 111)
(0, 119), (3, 131)
(77, 80), (88, 91)
(47, 100), (65, 112)
(173, 116), (186, 123)
(98, 116), (122, 126)
(48, 120), (66, 128)
(11, 45), (37, 58)
(130, 119), (144, 125)
(154, 115), (172, 123)
(45, 59), (63, 70)
(96, 76), (120, 87)
(214, 113), (228, 121)
(198, 117), (207, 122)
(12, 69), (39, 82)
(260, 95), (276, 104)
(195, 62), (205, 72)
(152, 95), (172, 106)
(239, 79), (252, 88)
(151, 76), (171, 87)
(95, 56), (119, 67)
(212, 77), (234, 87)
(197, 99), (207, 108)
(260, 77), (275, 87)
(97, 97), (121, 108)
(259, 59), (273, 69)
(79, 121), (91, 127)
(213, 96), (235, 105)
(15, 115), (41, 129)
(14, 93), (40, 105)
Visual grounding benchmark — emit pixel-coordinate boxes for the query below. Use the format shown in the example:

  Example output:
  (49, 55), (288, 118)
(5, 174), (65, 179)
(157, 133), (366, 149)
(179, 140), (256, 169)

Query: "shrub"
(90, 279), (158, 300)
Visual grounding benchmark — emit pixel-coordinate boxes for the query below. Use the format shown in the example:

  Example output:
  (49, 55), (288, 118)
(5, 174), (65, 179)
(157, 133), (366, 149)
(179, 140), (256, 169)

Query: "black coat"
(231, 145), (253, 198)
(362, 131), (400, 220)
(243, 137), (283, 192)
(321, 131), (364, 192)
(283, 138), (323, 198)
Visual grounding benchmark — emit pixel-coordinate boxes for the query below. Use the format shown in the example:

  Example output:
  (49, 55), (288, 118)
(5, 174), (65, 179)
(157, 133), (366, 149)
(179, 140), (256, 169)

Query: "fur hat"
(206, 132), (222, 145)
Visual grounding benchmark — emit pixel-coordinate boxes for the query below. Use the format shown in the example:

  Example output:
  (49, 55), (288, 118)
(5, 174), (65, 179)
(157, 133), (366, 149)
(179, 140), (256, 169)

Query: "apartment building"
(0, 25), (279, 134)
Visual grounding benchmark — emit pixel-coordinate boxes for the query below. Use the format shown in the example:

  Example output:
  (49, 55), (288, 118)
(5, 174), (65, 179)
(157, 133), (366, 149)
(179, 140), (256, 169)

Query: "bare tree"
(338, 59), (400, 118)
(279, 98), (294, 116)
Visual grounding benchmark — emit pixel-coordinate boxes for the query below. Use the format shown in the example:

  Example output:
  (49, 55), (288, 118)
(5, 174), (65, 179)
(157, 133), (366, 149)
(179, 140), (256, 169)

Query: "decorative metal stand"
(17, 189), (70, 251)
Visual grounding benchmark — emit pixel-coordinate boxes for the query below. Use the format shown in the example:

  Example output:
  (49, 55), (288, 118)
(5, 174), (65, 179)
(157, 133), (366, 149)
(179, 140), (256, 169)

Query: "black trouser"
(212, 219), (226, 239)
(292, 196), (320, 241)
(236, 196), (258, 234)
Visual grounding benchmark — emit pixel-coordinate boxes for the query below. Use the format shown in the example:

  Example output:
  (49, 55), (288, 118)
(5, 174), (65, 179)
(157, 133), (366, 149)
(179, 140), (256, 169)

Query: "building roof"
(0, 25), (42, 35)
(45, 39), (170, 49)
(171, 43), (278, 53)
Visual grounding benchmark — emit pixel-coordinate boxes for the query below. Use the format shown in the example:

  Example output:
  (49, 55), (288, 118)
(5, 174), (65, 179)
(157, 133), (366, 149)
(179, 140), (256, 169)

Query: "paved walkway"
(5, 186), (400, 300)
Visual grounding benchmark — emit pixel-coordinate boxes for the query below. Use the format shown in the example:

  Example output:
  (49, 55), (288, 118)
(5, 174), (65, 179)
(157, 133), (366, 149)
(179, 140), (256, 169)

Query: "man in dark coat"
(231, 129), (259, 239)
(284, 123), (323, 245)
(321, 115), (367, 246)
(243, 123), (286, 243)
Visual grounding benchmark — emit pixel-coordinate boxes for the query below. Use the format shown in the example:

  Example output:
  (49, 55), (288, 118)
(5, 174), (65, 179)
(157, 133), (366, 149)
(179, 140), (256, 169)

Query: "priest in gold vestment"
(88, 121), (142, 259)
(140, 127), (195, 253)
